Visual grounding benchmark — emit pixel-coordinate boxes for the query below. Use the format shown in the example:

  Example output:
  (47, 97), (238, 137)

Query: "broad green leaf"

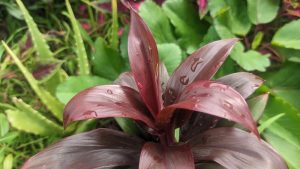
(157, 43), (182, 74)
(2, 42), (64, 121)
(231, 46), (270, 72)
(139, 0), (176, 44)
(247, 0), (280, 24)
(16, 0), (54, 61)
(0, 114), (9, 137)
(120, 26), (129, 60)
(272, 20), (300, 49)
(251, 31), (264, 49)
(66, 0), (90, 75)
(92, 37), (124, 80)
(264, 131), (300, 169)
(56, 75), (111, 104)
(273, 46), (300, 63)
(200, 26), (220, 47)
(163, 0), (208, 53)
(5, 98), (63, 136)
(3, 154), (13, 169)
(209, 0), (252, 36)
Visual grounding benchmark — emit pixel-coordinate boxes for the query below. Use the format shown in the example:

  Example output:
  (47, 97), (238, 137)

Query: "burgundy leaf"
(189, 128), (288, 169)
(128, 8), (162, 116)
(22, 128), (144, 169)
(139, 142), (195, 169)
(197, 0), (208, 19)
(114, 72), (138, 91)
(32, 63), (58, 80)
(160, 62), (170, 94)
(159, 81), (259, 137)
(164, 39), (238, 106)
(217, 72), (264, 99)
(64, 85), (156, 130)
(196, 163), (225, 169)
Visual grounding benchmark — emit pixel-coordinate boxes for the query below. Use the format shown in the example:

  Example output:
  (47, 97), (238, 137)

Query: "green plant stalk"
(16, 0), (54, 62)
(66, 0), (90, 75)
(2, 41), (64, 121)
(110, 0), (119, 49)
(87, 0), (96, 28)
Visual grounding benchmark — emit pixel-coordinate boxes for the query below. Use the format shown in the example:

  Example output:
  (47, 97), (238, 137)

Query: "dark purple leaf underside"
(159, 81), (259, 137)
(128, 9), (162, 116)
(189, 128), (288, 169)
(164, 39), (239, 106)
(64, 85), (156, 129)
(217, 72), (264, 99)
(114, 72), (138, 91)
(139, 142), (195, 169)
(22, 128), (143, 169)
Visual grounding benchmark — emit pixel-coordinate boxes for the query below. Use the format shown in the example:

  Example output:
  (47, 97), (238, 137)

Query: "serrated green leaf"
(5, 98), (63, 136)
(247, 0), (280, 24)
(92, 37), (124, 80)
(110, 0), (119, 49)
(139, 0), (176, 44)
(56, 75), (111, 104)
(0, 114), (9, 137)
(66, 0), (90, 75)
(2, 41), (64, 121)
(272, 20), (300, 50)
(157, 43), (182, 74)
(16, 0), (54, 61)
(3, 154), (13, 169)
(163, 0), (208, 53)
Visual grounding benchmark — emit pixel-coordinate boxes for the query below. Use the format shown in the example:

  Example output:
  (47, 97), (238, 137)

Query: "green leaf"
(209, 0), (252, 36)
(272, 20), (300, 50)
(0, 114), (9, 137)
(273, 46), (300, 63)
(139, 0), (176, 44)
(56, 75), (111, 104)
(157, 43), (182, 74)
(200, 26), (220, 47)
(92, 37), (124, 80)
(264, 131), (300, 169)
(0, 132), (19, 144)
(66, 0), (90, 75)
(163, 0), (208, 53)
(16, 0), (54, 61)
(231, 47), (270, 72)
(5, 98), (63, 136)
(251, 31), (264, 49)
(2, 41), (64, 121)
(247, 0), (280, 24)
(3, 154), (13, 169)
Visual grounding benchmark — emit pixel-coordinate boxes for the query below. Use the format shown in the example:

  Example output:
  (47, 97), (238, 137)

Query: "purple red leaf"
(22, 128), (144, 169)
(139, 142), (195, 169)
(128, 9), (162, 116)
(189, 128), (288, 169)
(164, 39), (239, 106)
(159, 81), (259, 137)
(64, 85), (156, 130)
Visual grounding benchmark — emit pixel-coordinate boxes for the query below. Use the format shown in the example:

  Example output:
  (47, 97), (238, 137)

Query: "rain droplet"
(106, 89), (113, 94)
(179, 75), (189, 85)
(223, 101), (233, 110)
(190, 57), (203, 72)
(137, 82), (143, 89)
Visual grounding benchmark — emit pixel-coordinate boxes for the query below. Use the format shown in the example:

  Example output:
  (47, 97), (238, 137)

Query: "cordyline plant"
(22, 8), (287, 169)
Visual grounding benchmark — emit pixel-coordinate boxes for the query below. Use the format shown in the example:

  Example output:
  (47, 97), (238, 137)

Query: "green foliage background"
(0, 0), (300, 168)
